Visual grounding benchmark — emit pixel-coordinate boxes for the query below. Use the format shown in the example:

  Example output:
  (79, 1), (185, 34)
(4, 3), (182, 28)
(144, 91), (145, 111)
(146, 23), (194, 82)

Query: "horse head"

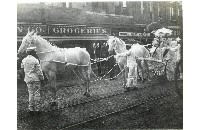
(107, 36), (116, 54)
(107, 36), (126, 55)
(18, 29), (37, 56)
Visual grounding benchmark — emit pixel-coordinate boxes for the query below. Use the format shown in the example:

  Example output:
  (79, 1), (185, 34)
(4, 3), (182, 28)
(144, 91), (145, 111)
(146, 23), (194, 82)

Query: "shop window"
(65, 2), (69, 8)
(141, 1), (144, 14)
(172, 7), (174, 17)
(169, 7), (172, 20)
(158, 3), (161, 18)
(115, 4), (120, 15)
(92, 2), (98, 12)
(149, 2), (153, 19)
(178, 9), (180, 16)
(123, 1), (127, 8)
(169, 7), (174, 20)
(71, 2), (86, 9)
(102, 2), (108, 13)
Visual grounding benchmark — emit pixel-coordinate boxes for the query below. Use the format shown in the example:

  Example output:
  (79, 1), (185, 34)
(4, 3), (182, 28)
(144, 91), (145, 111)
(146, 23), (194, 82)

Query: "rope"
(90, 55), (114, 65)
(137, 57), (166, 64)
(66, 62), (90, 67)
(72, 62), (124, 84)
(99, 63), (118, 79)
(91, 63), (118, 80)
(105, 67), (125, 81)
(90, 64), (125, 83)
(36, 50), (58, 54)
(72, 70), (84, 82)
(39, 55), (114, 67)
(39, 59), (91, 67)
(91, 71), (102, 80)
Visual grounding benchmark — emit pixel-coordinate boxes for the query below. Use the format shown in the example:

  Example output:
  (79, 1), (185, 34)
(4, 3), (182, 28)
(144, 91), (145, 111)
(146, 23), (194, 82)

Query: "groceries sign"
(49, 25), (111, 36)
(17, 24), (111, 36)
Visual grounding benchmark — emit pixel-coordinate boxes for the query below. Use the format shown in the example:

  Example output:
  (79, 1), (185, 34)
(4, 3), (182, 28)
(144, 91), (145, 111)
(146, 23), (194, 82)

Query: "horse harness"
(27, 36), (68, 64)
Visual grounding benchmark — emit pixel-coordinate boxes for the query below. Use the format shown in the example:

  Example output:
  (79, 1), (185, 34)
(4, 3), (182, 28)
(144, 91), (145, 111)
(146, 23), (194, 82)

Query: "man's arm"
(35, 60), (44, 80)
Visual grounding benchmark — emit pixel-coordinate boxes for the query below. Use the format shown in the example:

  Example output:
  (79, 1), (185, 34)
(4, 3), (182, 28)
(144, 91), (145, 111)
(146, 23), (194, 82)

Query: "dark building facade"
(17, 1), (182, 51)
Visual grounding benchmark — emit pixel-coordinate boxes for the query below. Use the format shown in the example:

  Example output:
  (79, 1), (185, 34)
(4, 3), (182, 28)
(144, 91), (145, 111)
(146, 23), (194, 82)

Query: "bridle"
(108, 38), (117, 51)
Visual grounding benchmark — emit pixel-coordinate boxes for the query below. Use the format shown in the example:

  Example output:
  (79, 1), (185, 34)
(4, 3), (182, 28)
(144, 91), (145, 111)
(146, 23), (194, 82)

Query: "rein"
(36, 50), (58, 54)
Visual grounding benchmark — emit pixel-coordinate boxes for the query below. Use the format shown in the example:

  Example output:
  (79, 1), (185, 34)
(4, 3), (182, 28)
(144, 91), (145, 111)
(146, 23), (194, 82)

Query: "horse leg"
(144, 60), (151, 81)
(137, 67), (142, 82)
(141, 59), (150, 82)
(48, 71), (57, 108)
(119, 65), (127, 88)
(137, 61), (145, 83)
(97, 62), (101, 76)
(81, 65), (91, 97)
(125, 67), (129, 86)
(102, 61), (106, 76)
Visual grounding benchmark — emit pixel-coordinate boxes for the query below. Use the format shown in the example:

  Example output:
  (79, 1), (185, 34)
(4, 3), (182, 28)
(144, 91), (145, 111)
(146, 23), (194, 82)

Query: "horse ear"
(29, 29), (35, 36)
(28, 28), (31, 33)
(93, 43), (96, 48)
(34, 31), (39, 35)
(151, 30), (156, 34)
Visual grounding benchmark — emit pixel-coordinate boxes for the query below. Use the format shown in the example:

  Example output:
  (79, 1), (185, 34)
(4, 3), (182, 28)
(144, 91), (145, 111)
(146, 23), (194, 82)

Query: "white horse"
(107, 36), (150, 88)
(18, 30), (92, 106)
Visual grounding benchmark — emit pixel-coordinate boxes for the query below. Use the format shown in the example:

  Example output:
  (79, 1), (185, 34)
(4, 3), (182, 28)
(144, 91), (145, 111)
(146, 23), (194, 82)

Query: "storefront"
(111, 24), (152, 47)
(17, 23), (112, 58)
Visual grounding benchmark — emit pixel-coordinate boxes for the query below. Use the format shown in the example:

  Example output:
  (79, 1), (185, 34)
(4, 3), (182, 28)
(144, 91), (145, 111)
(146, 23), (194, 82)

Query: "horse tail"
(80, 49), (91, 79)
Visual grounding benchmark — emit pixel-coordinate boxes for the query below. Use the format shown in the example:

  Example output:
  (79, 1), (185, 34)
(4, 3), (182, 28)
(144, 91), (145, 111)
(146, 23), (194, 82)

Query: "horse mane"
(113, 37), (126, 53)
(115, 37), (125, 45)
(34, 34), (59, 49)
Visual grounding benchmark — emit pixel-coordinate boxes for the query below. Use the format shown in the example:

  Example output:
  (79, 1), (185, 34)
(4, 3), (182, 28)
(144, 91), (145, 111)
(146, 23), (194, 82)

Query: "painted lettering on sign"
(17, 24), (47, 36)
(172, 30), (180, 36)
(119, 32), (151, 37)
(49, 25), (111, 36)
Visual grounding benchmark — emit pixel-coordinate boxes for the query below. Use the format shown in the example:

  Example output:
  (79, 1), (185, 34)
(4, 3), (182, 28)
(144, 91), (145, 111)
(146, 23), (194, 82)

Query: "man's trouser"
(127, 66), (138, 88)
(27, 81), (41, 111)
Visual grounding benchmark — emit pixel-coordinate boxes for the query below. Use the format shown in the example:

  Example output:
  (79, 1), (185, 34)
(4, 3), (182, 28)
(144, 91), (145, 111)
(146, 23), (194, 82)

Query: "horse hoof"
(84, 92), (91, 97)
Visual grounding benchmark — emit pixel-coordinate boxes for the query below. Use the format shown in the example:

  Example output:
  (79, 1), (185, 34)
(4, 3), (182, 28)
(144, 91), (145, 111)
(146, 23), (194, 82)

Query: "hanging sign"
(17, 24), (47, 36)
(48, 25), (111, 36)
(119, 32), (151, 38)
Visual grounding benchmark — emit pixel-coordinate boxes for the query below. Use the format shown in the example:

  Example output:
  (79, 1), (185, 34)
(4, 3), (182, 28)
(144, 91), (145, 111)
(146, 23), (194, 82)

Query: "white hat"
(26, 46), (36, 51)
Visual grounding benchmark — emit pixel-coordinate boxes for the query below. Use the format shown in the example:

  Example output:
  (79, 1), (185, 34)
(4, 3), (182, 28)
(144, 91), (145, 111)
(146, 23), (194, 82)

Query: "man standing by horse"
(21, 46), (44, 116)
(124, 44), (140, 92)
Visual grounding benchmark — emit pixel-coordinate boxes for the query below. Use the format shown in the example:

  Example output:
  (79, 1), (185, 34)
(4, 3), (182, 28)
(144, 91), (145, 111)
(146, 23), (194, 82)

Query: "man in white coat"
(117, 40), (139, 92)
(21, 46), (44, 115)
